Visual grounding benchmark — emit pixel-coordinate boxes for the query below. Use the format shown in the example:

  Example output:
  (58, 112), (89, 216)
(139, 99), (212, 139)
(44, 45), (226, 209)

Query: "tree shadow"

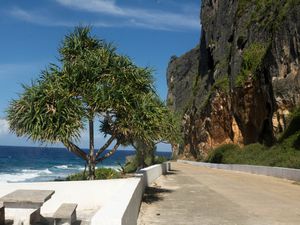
(142, 186), (173, 204)
(164, 171), (177, 176)
(292, 181), (300, 186)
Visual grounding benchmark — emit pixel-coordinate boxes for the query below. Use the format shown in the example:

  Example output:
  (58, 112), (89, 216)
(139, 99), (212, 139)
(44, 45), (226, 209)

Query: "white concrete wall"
(91, 162), (170, 225)
(121, 177), (144, 225)
(91, 178), (143, 225)
(178, 160), (300, 182)
(136, 162), (170, 187)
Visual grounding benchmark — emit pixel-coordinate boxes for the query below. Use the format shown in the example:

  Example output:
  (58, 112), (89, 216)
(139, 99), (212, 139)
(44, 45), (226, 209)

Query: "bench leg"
(54, 211), (76, 225)
(10, 208), (41, 225)
(30, 208), (48, 225)
(71, 210), (76, 224)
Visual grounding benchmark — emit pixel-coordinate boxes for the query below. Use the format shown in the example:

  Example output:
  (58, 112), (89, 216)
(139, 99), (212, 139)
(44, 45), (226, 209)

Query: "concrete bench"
(53, 203), (77, 225)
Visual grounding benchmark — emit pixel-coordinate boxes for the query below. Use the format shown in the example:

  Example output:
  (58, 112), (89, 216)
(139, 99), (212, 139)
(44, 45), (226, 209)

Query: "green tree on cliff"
(7, 26), (179, 179)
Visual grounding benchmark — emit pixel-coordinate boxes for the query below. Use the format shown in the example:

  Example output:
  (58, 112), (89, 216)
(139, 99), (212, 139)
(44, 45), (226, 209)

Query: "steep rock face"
(167, 46), (200, 113)
(167, 0), (300, 159)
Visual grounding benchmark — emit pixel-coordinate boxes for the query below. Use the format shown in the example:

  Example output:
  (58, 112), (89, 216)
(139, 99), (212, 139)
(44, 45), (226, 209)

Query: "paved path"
(137, 162), (300, 225)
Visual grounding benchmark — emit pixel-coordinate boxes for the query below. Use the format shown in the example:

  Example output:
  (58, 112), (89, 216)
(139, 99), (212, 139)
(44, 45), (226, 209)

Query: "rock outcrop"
(167, 0), (300, 159)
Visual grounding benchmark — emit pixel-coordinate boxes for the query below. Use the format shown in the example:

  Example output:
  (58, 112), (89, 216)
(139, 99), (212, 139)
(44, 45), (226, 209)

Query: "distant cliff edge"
(167, 0), (300, 160)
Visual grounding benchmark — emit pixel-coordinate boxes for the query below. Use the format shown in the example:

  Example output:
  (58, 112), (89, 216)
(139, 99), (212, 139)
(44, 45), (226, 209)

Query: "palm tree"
(7, 26), (180, 179)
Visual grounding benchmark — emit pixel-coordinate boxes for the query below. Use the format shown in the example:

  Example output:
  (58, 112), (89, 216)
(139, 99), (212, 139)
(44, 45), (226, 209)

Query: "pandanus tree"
(7, 27), (180, 179)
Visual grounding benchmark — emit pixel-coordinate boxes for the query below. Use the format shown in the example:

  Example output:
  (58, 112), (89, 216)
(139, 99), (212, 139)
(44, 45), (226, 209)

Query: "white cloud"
(55, 0), (200, 30)
(9, 1), (200, 31)
(56, 0), (124, 16)
(9, 8), (76, 27)
(0, 119), (9, 135)
(9, 7), (135, 29)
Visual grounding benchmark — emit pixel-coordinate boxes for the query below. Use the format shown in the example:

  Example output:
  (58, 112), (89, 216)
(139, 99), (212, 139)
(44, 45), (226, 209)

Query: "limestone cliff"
(167, 0), (300, 160)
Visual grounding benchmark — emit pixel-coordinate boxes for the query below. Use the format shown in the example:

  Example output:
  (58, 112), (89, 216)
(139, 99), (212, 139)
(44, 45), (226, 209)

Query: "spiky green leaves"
(7, 66), (84, 143)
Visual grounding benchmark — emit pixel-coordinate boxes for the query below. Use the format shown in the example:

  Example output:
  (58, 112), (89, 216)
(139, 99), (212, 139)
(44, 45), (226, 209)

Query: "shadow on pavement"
(164, 171), (177, 176)
(142, 187), (173, 204)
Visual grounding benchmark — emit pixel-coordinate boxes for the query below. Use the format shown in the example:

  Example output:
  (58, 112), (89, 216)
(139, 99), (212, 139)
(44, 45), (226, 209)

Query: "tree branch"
(131, 140), (139, 150)
(96, 141), (120, 163)
(95, 135), (115, 159)
(63, 140), (88, 161)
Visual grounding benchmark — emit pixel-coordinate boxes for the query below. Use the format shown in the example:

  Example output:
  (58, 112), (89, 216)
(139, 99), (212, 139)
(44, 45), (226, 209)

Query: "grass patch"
(235, 42), (268, 86)
(206, 144), (239, 163)
(66, 167), (121, 181)
(212, 76), (230, 93)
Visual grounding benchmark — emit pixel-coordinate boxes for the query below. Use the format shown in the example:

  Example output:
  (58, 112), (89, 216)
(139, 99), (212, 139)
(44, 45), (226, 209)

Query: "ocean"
(0, 145), (171, 183)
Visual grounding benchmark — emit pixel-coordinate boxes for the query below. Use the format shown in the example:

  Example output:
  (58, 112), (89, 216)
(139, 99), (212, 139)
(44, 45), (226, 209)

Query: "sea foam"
(0, 168), (53, 183)
(54, 165), (70, 169)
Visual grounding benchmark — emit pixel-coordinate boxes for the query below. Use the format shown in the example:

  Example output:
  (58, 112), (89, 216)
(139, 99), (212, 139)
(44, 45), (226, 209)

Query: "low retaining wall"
(91, 178), (144, 225)
(91, 162), (170, 225)
(178, 160), (300, 182)
(136, 162), (170, 187)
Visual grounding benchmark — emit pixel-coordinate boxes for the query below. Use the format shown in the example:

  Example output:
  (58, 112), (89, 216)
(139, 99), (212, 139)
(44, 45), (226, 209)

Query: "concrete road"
(137, 162), (300, 225)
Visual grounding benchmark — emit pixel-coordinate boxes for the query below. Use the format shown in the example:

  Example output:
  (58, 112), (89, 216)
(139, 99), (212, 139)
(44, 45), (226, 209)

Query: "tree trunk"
(87, 156), (96, 180)
(138, 149), (146, 168)
(88, 119), (96, 180)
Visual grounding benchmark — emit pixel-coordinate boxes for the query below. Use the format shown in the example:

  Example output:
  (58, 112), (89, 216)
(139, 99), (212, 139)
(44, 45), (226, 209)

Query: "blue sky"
(0, 0), (200, 150)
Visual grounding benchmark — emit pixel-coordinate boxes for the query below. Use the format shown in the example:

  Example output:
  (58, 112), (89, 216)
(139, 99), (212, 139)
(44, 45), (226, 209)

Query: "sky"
(0, 0), (201, 150)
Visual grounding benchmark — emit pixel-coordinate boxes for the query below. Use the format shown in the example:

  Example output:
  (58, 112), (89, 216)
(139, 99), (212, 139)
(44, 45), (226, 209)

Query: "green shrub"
(206, 138), (300, 169)
(124, 154), (170, 173)
(124, 159), (139, 173)
(95, 168), (121, 179)
(242, 43), (267, 73)
(66, 167), (121, 181)
(155, 156), (168, 164)
(206, 144), (239, 163)
(66, 172), (87, 181)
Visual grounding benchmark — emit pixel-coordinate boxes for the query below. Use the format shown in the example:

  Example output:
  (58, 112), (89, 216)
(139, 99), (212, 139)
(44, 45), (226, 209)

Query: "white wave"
(0, 168), (54, 183)
(98, 165), (121, 171)
(21, 169), (52, 175)
(0, 165), (121, 183)
(73, 166), (85, 170)
(41, 169), (52, 174)
(54, 165), (69, 169)
(54, 164), (120, 171)
(0, 171), (39, 183)
(54, 165), (85, 170)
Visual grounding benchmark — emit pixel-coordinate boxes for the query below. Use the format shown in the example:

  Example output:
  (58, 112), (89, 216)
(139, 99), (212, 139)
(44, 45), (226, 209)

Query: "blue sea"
(0, 145), (171, 183)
